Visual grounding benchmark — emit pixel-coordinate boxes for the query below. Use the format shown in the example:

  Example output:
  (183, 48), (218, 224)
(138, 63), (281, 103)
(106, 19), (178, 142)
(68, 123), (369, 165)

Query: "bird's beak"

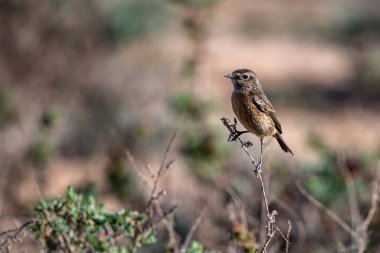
(224, 73), (234, 79)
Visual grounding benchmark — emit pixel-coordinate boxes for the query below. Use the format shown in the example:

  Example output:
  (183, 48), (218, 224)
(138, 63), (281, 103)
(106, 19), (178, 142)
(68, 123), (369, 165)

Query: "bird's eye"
(242, 74), (250, 80)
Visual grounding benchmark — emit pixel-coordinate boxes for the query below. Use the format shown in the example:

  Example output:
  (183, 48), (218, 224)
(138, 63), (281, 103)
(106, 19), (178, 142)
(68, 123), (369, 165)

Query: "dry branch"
(297, 161), (380, 253)
(221, 117), (289, 253)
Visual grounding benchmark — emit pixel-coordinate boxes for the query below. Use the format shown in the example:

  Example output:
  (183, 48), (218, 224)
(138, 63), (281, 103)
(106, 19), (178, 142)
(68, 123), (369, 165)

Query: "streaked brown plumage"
(225, 69), (294, 156)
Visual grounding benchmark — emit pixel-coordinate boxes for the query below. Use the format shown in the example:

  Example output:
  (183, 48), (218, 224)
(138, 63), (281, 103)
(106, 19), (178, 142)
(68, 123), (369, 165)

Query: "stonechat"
(224, 69), (294, 163)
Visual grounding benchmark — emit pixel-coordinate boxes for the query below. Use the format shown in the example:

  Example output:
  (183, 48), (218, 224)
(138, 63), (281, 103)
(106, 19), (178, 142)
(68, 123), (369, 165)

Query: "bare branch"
(128, 130), (179, 252)
(148, 205), (178, 231)
(360, 162), (380, 230)
(286, 220), (292, 253)
(0, 220), (34, 249)
(221, 117), (290, 253)
(337, 154), (361, 230)
(296, 181), (359, 241)
(125, 149), (149, 186)
(153, 202), (179, 252)
(227, 189), (253, 228)
(260, 236), (272, 253)
(146, 130), (177, 214)
(274, 199), (305, 248)
(258, 173), (270, 215)
(297, 160), (380, 253)
(356, 162), (380, 253)
(159, 129), (177, 174)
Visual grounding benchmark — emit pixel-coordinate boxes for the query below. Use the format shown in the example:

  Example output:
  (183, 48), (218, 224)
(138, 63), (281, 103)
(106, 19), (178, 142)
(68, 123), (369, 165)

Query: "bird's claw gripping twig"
(228, 130), (249, 142)
(255, 162), (262, 174)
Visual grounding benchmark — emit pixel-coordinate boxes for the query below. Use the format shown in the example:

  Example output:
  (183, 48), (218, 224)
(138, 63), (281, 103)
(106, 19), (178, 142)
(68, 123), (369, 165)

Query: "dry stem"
(221, 117), (289, 253)
(297, 161), (380, 253)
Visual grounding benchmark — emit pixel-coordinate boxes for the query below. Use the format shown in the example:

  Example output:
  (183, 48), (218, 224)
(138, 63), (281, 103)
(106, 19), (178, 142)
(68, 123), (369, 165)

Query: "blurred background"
(1, 0), (380, 252)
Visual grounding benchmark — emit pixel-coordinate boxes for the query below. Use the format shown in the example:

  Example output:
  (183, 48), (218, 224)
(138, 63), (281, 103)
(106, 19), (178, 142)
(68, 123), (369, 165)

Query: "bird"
(224, 68), (293, 170)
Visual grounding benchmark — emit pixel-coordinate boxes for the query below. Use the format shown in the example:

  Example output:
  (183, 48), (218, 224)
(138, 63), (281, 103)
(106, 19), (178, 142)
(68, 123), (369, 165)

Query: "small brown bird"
(225, 69), (294, 166)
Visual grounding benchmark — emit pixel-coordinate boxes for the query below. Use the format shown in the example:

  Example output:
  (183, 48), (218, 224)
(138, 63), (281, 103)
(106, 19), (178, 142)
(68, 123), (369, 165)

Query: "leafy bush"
(29, 186), (156, 252)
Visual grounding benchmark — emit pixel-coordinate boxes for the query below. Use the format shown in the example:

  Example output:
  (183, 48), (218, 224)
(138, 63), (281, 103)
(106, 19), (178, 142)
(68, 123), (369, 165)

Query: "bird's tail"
(274, 133), (294, 156)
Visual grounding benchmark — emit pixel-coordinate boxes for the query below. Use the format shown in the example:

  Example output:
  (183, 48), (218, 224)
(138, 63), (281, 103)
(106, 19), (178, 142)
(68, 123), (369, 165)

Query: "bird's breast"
(231, 91), (275, 137)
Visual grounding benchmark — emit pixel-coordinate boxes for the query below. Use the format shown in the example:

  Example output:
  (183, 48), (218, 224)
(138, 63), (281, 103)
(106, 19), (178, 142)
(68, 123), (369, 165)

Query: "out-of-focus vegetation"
(29, 186), (157, 252)
(1, 0), (380, 252)
(0, 88), (17, 127)
(6, 186), (209, 252)
(171, 92), (229, 179)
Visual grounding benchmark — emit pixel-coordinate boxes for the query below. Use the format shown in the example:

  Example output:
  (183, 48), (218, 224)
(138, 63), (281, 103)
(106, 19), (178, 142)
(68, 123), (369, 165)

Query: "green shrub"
(29, 186), (156, 252)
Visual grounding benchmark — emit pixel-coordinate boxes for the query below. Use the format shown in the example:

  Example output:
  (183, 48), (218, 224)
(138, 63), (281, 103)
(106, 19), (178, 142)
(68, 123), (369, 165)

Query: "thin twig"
(227, 189), (252, 228)
(286, 220), (292, 253)
(221, 118), (259, 170)
(146, 159), (174, 213)
(258, 173), (269, 214)
(154, 202), (179, 252)
(181, 207), (208, 251)
(159, 129), (177, 174)
(360, 162), (380, 230)
(126, 131), (179, 251)
(221, 117), (285, 253)
(357, 162), (380, 253)
(125, 149), (149, 186)
(337, 153), (360, 251)
(148, 205), (179, 231)
(144, 164), (156, 180)
(337, 154), (361, 232)
(146, 130), (177, 213)
(260, 236), (273, 253)
(273, 224), (290, 245)
(0, 220), (34, 248)
(274, 198), (305, 249)
(259, 170), (269, 248)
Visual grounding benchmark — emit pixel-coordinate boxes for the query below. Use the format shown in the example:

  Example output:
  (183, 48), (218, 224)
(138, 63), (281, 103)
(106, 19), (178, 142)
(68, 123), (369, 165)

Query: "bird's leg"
(256, 138), (264, 173)
(228, 130), (249, 142)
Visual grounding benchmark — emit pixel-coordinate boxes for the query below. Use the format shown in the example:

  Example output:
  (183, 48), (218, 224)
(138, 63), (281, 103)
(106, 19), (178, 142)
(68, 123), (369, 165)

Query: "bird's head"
(224, 69), (261, 92)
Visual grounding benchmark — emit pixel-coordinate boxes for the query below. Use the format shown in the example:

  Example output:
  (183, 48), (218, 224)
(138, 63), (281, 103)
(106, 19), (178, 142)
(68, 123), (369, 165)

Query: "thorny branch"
(221, 117), (290, 253)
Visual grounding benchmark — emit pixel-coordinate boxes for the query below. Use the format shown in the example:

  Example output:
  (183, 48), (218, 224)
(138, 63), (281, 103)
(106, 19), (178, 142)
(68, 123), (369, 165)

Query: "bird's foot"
(254, 162), (262, 174)
(228, 130), (249, 142)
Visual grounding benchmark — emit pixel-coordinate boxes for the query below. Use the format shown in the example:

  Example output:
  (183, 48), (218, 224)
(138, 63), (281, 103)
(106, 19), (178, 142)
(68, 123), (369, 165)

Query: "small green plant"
(106, 149), (136, 198)
(104, 0), (168, 44)
(182, 241), (209, 253)
(29, 186), (156, 252)
(170, 92), (208, 120)
(170, 92), (229, 179)
(2, 139), (213, 252)
(181, 127), (229, 179)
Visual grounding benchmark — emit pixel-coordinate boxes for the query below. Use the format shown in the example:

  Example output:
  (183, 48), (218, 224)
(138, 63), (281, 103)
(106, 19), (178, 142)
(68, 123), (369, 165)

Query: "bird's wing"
(252, 94), (283, 134)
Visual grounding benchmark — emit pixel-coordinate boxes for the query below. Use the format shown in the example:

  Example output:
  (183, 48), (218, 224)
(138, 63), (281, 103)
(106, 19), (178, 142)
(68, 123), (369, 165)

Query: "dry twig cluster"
(297, 159), (380, 253)
(126, 129), (208, 253)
